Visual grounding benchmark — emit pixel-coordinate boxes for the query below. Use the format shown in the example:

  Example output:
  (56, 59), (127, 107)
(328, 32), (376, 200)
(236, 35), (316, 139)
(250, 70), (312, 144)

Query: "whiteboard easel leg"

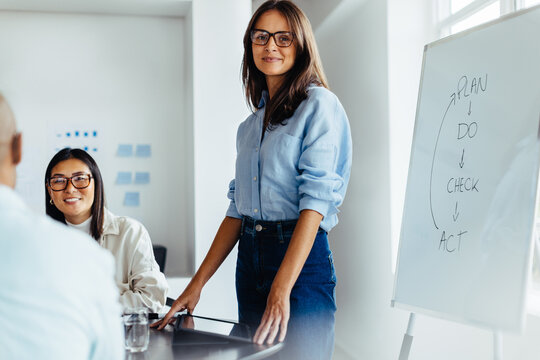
(493, 331), (503, 360)
(398, 313), (416, 360)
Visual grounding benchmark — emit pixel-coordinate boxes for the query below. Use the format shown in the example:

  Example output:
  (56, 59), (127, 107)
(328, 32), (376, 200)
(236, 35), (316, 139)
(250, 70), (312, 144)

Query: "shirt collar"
(102, 208), (120, 236)
(258, 90), (269, 108)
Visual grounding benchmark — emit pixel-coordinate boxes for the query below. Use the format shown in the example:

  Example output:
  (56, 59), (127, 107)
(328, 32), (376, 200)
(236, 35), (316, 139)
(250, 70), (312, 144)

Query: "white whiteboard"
(392, 5), (540, 333)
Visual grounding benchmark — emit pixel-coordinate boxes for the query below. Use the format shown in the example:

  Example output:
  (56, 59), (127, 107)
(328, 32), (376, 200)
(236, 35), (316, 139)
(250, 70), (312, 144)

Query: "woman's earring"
(49, 199), (53, 205)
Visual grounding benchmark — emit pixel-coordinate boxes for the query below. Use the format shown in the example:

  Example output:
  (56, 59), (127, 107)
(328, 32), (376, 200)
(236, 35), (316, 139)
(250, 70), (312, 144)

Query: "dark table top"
(125, 327), (283, 360)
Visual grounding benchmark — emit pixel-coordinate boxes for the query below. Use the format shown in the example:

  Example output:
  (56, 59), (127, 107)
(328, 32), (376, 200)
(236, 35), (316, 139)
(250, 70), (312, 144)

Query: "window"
(438, 0), (540, 37)
(437, 0), (510, 37)
(450, 2), (500, 33)
(522, 0), (540, 8)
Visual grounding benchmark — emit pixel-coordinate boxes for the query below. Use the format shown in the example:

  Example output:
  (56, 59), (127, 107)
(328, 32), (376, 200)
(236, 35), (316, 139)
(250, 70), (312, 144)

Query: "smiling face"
(48, 158), (95, 225)
(252, 9), (297, 96)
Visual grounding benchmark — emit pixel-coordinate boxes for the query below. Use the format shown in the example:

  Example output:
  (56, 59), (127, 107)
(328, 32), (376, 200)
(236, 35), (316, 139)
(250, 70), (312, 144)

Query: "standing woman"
(45, 148), (168, 313)
(155, 1), (352, 358)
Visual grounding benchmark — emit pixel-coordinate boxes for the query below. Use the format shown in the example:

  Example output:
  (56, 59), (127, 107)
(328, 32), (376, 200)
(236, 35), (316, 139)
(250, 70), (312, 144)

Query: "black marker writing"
(447, 177), (479, 193)
(439, 230), (468, 253)
(457, 122), (478, 139)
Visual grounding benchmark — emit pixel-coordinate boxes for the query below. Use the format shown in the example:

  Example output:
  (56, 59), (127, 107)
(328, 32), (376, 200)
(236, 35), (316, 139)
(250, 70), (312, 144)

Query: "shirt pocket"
(261, 132), (302, 192)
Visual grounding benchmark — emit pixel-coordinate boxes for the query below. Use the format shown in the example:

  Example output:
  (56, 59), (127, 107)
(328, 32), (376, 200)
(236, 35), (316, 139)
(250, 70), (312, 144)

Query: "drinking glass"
(123, 307), (149, 352)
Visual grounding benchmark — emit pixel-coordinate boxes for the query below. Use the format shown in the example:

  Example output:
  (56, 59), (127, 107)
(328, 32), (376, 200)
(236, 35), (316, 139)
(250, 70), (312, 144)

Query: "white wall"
(0, 10), (193, 277)
(0, 0), (251, 319)
(316, 1), (405, 358)
(186, 0), (252, 321)
(388, 0), (438, 271)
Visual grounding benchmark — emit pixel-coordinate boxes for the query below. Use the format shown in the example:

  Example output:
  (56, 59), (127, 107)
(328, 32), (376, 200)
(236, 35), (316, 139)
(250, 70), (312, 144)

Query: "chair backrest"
(152, 244), (167, 273)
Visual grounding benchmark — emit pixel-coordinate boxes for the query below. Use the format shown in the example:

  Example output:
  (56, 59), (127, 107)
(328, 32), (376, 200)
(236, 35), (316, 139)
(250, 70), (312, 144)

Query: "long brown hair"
(242, 0), (328, 129)
(45, 148), (105, 241)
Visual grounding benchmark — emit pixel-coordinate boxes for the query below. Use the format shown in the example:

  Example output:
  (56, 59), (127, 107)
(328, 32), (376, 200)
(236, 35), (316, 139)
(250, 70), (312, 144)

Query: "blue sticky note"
(117, 144), (133, 157)
(135, 144), (151, 158)
(134, 172), (150, 185)
(116, 172), (132, 185)
(124, 192), (140, 207)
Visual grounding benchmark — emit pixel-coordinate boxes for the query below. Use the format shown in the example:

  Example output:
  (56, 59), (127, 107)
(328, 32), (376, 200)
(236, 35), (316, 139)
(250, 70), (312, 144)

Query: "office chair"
(152, 244), (176, 307)
(152, 244), (167, 273)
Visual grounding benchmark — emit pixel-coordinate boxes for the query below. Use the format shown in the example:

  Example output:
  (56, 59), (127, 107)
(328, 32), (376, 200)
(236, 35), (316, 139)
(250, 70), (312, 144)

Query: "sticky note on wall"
(117, 144), (133, 157)
(124, 192), (140, 207)
(134, 172), (150, 185)
(135, 144), (151, 157)
(116, 172), (132, 185)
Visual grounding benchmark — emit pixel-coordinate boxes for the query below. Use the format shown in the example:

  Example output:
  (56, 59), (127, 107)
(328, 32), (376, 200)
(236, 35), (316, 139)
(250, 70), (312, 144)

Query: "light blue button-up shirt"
(226, 86), (352, 232)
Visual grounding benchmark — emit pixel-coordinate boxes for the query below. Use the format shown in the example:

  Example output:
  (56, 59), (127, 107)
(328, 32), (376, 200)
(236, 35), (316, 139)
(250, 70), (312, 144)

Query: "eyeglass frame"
(250, 29), (295, 48)
(46, 174), (93, 191)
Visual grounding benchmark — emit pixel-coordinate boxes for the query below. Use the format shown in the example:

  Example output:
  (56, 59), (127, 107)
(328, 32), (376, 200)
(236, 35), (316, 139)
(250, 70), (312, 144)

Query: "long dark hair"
(44, 148), (105, 241)
(242, 0), (328, 129)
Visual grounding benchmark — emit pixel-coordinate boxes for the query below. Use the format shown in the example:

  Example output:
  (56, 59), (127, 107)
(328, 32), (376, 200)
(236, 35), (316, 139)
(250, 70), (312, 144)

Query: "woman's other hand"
(151, 217), (242, 331)
(253, 210), (322, 344)
(253, 287), (290, 345)
(150, 284), (201, 330)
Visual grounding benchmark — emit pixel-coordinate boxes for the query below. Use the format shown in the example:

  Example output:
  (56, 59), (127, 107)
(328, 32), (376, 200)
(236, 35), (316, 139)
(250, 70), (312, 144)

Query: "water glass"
(123, 308), (149, 352)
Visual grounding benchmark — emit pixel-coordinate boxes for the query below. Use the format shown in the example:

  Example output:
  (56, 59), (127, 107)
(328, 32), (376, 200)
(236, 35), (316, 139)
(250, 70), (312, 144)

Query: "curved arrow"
(429, 97), (455, 230)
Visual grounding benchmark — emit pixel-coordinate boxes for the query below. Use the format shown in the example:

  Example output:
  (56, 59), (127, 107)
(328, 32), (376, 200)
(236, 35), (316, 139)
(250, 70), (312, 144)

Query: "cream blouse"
(68, 209), (168, 312)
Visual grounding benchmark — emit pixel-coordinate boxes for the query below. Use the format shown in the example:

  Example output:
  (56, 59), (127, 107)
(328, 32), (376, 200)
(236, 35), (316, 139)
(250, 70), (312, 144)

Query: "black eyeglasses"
(47, 174), (93, 191)
(250, 29), (294, 47)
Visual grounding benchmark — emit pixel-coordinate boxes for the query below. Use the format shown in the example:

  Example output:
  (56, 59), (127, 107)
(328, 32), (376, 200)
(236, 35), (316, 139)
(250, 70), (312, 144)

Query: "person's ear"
(11, 132), (21, 166)
(47, 183), (54, 202)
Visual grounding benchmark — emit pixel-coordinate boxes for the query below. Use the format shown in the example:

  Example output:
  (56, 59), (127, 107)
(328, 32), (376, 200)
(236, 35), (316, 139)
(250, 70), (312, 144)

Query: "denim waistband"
(240, 216), (327, 237)
(241, 216), (298, 236)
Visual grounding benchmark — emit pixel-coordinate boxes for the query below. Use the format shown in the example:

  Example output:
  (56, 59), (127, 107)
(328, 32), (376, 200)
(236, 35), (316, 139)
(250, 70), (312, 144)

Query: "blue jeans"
(236, 216), (337, 360)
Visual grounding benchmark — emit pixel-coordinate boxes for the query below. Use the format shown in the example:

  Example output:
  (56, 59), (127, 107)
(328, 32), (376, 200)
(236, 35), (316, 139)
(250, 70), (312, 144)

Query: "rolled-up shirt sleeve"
(297, 94), (352, 221)
(225, 179), (242, 219)
(119, 225), (168, 313)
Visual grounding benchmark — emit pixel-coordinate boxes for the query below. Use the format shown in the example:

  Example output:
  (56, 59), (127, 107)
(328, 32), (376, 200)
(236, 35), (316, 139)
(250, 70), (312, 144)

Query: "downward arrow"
(453, 202), (460, 222)
(459, 149), (465, 168)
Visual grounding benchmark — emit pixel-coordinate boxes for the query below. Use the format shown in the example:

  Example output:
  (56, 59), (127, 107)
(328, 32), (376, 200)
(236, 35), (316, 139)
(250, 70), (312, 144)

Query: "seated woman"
(44, 148), (168, 312)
